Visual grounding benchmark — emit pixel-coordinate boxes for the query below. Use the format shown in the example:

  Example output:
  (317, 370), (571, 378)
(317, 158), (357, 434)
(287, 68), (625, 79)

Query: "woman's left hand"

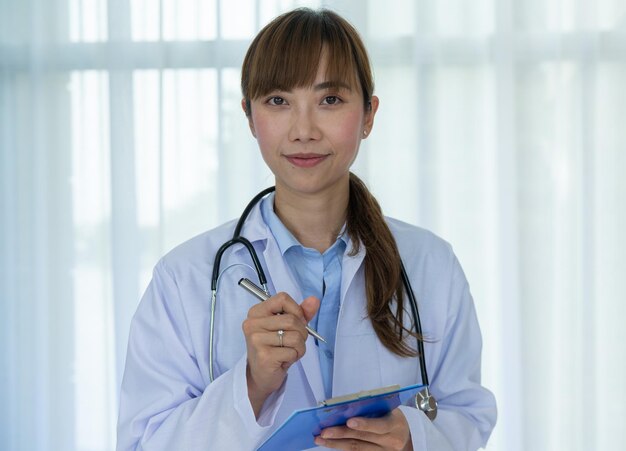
(314, 408), (413, 451)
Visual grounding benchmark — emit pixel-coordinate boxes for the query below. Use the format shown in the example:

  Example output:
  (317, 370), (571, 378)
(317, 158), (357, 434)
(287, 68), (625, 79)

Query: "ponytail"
(346, 173), (419, 357)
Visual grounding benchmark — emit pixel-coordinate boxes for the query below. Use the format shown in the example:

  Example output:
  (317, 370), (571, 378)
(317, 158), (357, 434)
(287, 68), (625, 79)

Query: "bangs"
(242, 9), (372, 108)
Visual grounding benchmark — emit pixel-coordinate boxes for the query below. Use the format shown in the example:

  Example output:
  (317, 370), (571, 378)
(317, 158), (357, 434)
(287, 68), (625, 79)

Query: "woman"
(117, 8), (496, 451)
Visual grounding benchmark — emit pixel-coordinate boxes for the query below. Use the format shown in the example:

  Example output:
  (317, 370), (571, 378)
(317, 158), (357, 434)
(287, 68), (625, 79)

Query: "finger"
(346, 414), (394, 434)
(318, 411), (409, 450)
(267, 346), (300, 365)
(316, 434), (406, 451)
(300, 296), (320, 322)
(349, 408), (410, 435)
(280, 331), (307, 359)
(244, 314), (309, 342)
(320, 425), (383, 444)
(246, 292), (293, 317)
(249, 345), (300, 368)
(248, 292), (305, 320)
(247, 329), (307, 358)
(314, 435), (381, 450)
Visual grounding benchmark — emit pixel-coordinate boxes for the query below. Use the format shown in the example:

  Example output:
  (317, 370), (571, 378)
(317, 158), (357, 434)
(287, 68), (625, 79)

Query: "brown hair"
(241, 8), (373, 115)
(242, 8), (418, 357)
(347, 173), (418, 357)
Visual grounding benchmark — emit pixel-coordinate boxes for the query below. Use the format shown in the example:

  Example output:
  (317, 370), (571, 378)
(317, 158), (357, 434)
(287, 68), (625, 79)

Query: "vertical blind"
(1, 0), (625, 450)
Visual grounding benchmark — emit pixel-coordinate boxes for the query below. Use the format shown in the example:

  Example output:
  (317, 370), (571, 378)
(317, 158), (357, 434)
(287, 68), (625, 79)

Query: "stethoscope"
(209, 187), (438, 420)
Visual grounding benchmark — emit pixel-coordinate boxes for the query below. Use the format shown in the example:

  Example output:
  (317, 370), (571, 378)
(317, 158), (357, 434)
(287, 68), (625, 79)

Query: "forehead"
(310, 54), (357, 88)
(246, 32), (361, 97)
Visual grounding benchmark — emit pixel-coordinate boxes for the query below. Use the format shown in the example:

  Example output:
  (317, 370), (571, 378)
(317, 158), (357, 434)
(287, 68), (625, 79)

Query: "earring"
(363, 130), (368, 137)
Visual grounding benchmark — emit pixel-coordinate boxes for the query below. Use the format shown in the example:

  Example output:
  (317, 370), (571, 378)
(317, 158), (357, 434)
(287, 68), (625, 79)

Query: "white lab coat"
(117, 202), (496, 450)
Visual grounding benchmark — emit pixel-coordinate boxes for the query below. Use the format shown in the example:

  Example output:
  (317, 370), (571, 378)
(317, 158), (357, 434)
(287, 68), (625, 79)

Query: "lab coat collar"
(235, 196), (273, 245)
(340, 234), (366, 305)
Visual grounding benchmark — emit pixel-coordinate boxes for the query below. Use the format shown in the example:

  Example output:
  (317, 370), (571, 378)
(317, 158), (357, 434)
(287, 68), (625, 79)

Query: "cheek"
(251, 117), (281, 170)
(328, 110), (364, 145)
(251, 114), (278, 149)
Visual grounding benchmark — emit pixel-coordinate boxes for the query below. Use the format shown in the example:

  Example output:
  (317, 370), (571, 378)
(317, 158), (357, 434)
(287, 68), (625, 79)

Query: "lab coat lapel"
(339, 237), (365, 304)
(261, 234), (326, 403)
(333, 239), (383, 396)
(226, 201), (324, 402)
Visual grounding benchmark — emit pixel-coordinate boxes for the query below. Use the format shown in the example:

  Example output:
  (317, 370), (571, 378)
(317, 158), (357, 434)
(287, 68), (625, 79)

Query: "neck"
(273, 184), (349, 253)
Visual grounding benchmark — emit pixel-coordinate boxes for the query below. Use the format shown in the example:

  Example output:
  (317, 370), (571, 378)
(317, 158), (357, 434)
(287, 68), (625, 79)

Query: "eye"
(267, 96), (287, 106)
(322, 95), (341, 105)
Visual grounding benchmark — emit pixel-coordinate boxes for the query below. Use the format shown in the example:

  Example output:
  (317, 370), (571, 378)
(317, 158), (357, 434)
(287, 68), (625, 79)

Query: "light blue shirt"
(261, 193), (347, 399)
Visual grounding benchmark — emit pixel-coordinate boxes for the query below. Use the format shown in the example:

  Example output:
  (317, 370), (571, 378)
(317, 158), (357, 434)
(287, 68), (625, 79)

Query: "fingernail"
(347, 419), (359, 428)
(321, 430), (333, 438)
(315, 437), (325, 445)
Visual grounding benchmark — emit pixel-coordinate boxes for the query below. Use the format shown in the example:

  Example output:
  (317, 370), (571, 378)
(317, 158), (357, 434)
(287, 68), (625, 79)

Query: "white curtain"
(1, 0), (625, 449)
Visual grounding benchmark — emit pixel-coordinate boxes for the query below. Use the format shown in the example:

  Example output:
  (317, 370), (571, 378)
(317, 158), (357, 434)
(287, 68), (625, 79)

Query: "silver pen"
(238, 277), (327, 344)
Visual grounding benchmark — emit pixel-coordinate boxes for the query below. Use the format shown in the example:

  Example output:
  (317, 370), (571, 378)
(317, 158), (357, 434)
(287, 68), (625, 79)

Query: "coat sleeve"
(401, 255), (497, 450)
(116, 259), (285, 451)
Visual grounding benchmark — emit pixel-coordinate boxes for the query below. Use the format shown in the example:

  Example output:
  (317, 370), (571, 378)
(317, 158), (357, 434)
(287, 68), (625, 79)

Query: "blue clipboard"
(256, 383), (424, 451)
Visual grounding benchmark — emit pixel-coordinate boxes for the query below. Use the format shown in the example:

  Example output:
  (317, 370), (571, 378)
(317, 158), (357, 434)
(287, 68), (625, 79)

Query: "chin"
(276, 175), (349, 197)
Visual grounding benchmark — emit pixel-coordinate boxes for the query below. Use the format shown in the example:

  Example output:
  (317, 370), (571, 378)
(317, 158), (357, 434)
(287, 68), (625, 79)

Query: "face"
(244, 56), (379, 198)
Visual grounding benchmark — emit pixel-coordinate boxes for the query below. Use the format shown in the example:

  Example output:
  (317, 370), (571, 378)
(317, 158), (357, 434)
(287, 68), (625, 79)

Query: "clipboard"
(256, 383), (424, 451)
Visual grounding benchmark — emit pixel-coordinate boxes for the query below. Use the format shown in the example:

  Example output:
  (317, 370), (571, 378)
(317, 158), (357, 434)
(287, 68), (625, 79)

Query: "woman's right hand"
(242, 292), (320, 417)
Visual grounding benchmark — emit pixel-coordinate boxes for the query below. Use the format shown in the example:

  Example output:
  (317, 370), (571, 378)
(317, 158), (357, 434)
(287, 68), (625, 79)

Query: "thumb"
(300, 296), (320, 323)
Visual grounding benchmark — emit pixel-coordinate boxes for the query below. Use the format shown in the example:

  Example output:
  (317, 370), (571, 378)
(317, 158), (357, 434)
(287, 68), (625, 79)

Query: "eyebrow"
(266, 81), (352, 95)
(313, 81), (352, 91)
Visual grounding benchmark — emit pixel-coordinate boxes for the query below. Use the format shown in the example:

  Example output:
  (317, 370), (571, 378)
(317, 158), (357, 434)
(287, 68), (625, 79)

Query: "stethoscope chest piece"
(415, 387), (438, 421)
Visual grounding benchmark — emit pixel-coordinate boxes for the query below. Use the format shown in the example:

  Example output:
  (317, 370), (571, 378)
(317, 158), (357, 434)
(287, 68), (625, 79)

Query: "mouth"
(283, 153), (330, 168)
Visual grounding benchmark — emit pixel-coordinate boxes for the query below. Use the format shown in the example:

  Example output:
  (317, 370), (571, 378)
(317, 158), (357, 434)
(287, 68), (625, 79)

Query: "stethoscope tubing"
(208, 187), (436, 419)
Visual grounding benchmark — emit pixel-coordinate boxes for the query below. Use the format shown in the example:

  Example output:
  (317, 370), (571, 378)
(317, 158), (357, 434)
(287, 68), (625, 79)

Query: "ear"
(242, 99), (256, 138)
(362, 95), (379, 139)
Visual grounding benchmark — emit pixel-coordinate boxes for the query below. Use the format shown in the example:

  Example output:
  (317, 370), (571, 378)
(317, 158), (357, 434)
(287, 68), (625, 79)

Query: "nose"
(288, 106), (321, 142)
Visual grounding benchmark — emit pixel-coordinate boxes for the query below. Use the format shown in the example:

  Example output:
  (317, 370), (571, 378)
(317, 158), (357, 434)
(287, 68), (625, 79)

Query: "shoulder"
(386, 217), (455, 266)
(385, 216), (468, 292)
(157, 218), (238, 277)
(151, 201), (271, 284)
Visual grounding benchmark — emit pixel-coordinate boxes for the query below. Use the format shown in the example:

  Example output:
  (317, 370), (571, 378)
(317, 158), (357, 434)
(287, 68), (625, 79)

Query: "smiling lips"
(284, 153), (329, 168)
